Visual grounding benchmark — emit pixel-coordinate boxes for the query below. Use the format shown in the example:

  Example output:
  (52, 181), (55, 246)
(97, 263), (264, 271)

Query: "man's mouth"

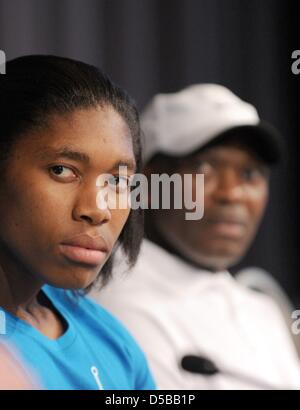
(207, 216), (247, 239)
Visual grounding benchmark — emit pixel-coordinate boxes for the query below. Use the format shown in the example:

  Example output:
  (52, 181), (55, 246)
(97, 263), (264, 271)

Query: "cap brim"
(207, 122), (283, 165)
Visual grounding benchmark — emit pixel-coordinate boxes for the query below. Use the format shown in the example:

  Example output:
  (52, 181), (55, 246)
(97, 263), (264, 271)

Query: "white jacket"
(91, 239), (300, 390)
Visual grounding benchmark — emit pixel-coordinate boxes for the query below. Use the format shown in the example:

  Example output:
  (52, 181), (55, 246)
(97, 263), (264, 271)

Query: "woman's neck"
(0, 265), (42, 315)
(0, 263), (65, 339)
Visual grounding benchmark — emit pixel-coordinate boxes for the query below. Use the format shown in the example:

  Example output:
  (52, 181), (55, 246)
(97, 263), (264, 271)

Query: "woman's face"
(0, 105), (136, 290)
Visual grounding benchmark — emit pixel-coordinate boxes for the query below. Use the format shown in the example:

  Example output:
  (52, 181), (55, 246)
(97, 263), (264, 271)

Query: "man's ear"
(143, 156), (176, 208)
(143, 163), (154, 208)
(143, 163), (154, 179)
(143, 160), (165, 209)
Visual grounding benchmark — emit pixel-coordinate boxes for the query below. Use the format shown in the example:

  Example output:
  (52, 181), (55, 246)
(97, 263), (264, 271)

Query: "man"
(92, 84), (300, 389)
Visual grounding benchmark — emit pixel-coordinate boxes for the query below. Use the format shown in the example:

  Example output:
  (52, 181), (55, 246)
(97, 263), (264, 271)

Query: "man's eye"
(241, 167), (265, 182)
(49, 165), (76, 180)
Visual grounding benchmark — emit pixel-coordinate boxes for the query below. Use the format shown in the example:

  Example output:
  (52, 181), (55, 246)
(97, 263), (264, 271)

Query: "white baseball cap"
(141, 84), (282, 164)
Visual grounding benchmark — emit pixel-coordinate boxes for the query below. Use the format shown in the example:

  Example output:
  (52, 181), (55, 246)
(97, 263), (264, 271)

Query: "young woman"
(0, 55), (155, 390)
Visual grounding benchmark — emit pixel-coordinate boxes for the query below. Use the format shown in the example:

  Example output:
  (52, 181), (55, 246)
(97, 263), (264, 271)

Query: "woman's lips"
(59, 244), (107, 265)
(59, 234), (109, 265)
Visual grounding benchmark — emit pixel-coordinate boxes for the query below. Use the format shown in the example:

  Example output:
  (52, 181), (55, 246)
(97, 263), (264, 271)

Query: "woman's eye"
(108, 176), (130, 192)
(49, 165), (77, 180)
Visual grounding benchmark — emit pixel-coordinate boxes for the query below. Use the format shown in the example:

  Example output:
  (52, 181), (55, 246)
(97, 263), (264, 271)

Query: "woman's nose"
(72, 186), (112, 226)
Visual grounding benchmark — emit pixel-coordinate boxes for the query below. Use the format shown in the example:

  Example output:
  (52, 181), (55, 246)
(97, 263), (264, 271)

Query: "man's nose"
(212, 169), (244, 204)
(72, 185), (111, 225)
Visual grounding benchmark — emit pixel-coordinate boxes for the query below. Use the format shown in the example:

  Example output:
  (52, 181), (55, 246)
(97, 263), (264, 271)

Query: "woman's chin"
(45, 269), (98, 291)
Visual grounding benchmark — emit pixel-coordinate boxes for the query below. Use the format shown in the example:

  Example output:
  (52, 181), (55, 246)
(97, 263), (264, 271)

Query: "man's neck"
(145, 230), (219, 272)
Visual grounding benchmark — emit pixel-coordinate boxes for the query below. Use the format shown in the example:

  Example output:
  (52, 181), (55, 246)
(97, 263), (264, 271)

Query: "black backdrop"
(0, 0), (299, 302)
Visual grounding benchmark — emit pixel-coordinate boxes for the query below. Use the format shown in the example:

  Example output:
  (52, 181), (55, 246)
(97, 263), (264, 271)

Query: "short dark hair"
(0, 54), (143, 290)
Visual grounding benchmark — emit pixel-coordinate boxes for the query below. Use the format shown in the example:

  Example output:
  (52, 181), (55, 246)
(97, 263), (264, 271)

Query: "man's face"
(0, 105), (135, 290)
(149, 141), (270, 271)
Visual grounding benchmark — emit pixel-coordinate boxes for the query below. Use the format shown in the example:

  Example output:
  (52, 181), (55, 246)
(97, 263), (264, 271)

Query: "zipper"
(90, 366), (104, 390)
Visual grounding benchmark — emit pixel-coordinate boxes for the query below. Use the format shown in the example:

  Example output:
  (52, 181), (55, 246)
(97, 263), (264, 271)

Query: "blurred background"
(0, 0), (299, 303)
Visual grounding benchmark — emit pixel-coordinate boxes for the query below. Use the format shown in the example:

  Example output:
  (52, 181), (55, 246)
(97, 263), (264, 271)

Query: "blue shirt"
(0, 285), (155, 390)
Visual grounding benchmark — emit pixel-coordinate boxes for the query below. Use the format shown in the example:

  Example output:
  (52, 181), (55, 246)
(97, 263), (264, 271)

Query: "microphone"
(181, 355), (218, 376)
(181, 355), (291, 390)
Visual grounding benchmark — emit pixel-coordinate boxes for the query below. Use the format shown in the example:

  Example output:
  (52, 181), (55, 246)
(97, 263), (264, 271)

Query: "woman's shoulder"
(43, 285), (155, 387)
(43, 285), (139, 346)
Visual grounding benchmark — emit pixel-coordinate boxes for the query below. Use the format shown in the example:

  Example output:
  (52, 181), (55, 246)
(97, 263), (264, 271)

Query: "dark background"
(0, 0), (299, 302)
